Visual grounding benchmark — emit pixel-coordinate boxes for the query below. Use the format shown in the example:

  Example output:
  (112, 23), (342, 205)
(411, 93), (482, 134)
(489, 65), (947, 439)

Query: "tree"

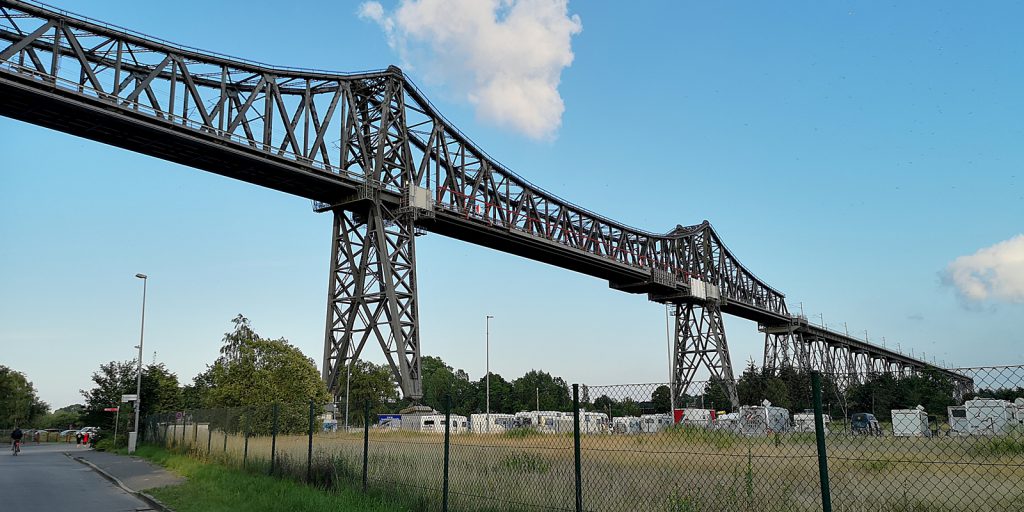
(0, 366), (49, 427)
(473, 372), (513, 414)
(80, 360), (136, 430)
(511, 370), (572, 412)
(197, 315), (330, 433)
(418, 356), (477, 416)
(651, 385), (672, 413)
(39, 404), (85, 430)
(336, 360), (400, 425)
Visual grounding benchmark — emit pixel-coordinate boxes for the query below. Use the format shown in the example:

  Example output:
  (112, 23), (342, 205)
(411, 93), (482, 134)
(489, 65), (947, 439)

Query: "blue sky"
(2, 1), (1022, 409)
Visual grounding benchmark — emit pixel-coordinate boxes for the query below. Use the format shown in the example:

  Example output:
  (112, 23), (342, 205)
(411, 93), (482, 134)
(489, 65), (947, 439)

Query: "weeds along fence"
(142, 365), (1024, 512)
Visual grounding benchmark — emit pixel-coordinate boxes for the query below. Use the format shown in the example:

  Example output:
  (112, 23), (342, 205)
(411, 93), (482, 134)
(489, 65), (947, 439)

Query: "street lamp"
(130, 273), (147, 453)
(485, 315), (493, 433)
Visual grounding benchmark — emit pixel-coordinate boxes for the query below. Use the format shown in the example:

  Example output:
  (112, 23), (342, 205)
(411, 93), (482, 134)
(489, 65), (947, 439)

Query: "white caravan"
(891, 406), (930, 437)
(947, 406), (969, 435)
(639, 414), (673, 433)
(612, 416), (642, 434)
(738, 401), (791, 435)
(792, 412), (830, 434)
(680, 408), (715, 428)
(965, 399), (1016, 435)
(401, 414), (468, 433)
(469, 413), (516, 434)
(579, 412), (610, 434)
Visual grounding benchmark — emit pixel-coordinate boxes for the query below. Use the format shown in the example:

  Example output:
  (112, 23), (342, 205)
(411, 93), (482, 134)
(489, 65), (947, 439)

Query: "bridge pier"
(673, 302), (739, 410)
(322, 204), (423, 401)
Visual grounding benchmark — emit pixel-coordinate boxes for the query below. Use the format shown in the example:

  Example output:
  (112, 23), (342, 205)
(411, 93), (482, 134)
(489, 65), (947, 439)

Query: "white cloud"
(358, 0), (582, 140)
(944, 234), (1024, 304)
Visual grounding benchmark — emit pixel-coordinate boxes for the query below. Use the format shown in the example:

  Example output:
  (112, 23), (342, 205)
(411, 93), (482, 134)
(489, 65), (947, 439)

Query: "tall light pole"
(131, 273), (147, 453)
(485, 315), (493, 433)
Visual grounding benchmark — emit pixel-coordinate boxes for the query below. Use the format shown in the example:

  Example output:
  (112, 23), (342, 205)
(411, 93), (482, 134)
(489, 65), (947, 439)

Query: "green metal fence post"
(243, 408), (250, 468)
(573, 383), (583, 512)
(362, 399), (370, 493)
(223, 409), (228, 454)
(270, 403), (279, 476)
(812, 371), (833, 512)
(307, 398), (314, 483)
(443, 393), (451, 512)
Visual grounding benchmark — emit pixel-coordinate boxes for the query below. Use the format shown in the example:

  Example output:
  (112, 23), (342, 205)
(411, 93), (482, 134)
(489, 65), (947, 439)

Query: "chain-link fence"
(142, 365), (1024, 511)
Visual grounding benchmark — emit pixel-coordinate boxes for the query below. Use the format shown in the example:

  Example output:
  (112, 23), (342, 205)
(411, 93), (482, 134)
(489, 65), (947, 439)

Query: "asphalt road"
(0, 442), (154, 511)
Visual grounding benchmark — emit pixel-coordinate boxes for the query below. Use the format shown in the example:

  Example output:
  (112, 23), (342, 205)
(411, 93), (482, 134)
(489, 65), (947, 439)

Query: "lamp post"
(485, 315), (493, 433)
(130, 273), (147, 453)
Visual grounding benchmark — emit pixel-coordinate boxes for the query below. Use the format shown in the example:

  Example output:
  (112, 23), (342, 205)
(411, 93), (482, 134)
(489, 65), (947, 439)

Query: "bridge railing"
(0, 58), (386, 193)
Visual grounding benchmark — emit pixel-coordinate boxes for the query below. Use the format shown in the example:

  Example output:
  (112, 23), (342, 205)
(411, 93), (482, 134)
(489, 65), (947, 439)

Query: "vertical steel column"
(322, 206), (423, 401)
(674, 302), (739, 409)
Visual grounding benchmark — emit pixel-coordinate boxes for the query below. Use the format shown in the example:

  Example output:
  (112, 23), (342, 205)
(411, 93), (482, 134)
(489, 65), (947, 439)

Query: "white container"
(612, 416), (642, 434)
(793, 412), (830, 434)
(891, 406), (930, 437)
(947, 406), (969, 434)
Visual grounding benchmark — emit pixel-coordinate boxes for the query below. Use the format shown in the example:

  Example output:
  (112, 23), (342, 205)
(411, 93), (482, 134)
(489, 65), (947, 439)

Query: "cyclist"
(10, 426), (23, 455)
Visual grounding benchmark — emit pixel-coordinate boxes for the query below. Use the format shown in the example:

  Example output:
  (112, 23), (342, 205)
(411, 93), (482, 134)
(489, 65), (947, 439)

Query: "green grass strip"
(127, 445), (426, 512)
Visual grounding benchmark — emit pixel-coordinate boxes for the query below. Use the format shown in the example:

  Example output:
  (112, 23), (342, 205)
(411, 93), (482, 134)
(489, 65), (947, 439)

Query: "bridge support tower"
(322, 197), (423, 402)
(673, 302), (740, 410)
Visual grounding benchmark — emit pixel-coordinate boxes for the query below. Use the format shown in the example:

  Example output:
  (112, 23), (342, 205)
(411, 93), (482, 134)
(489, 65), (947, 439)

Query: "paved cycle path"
(0, 442), (155, 511)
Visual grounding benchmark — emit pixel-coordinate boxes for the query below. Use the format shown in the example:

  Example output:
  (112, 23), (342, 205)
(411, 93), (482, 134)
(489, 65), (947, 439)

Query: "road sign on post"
(103, 407), (119, 412)
(121, 394), (138, 402)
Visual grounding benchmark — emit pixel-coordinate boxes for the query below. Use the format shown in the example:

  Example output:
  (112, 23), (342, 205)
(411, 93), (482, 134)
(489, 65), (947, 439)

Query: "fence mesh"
(140, 365), (1024, 511)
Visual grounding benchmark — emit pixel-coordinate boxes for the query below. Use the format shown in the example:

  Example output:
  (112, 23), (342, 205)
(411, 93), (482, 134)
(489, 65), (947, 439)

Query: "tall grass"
(155, 424), (1024, 512)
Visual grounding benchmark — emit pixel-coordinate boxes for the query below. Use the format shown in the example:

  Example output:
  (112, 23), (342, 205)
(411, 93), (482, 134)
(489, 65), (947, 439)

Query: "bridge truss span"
(0, 0), (968, 404)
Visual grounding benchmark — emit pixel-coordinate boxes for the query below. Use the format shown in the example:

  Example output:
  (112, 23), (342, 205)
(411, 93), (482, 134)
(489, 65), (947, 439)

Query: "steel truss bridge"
(0, 0), (972, 407)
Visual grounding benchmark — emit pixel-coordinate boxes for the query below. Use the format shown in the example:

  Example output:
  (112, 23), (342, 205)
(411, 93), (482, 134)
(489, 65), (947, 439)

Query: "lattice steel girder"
(0, 0), (790, 324)
(322, 206), (422, 400)
(674, 302), (739, 410)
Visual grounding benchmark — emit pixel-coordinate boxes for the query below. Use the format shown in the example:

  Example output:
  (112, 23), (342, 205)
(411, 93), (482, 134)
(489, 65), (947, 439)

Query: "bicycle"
(11, 440), (20, 456)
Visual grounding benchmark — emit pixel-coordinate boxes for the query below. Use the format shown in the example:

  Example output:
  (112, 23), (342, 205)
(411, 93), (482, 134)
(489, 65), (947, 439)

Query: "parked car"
(851, 413), (882, 436)
(59, 429), (78, 437)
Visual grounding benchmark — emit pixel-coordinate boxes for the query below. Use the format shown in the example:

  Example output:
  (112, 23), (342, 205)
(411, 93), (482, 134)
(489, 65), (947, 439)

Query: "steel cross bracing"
(0, 0), (972, 401)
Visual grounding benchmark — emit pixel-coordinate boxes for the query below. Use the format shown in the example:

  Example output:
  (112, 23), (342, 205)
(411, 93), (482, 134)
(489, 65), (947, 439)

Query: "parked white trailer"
(892, 406), (930, 437)
(639, 414), (673, 433)
(793, 412), (830, 434)
(712, 413), (740, 433)
(612, 416), (642, 434)
(469, 413), (516, 434)
(680, 408), (715, 428)
(947, 406), (969, 435)
(514, 411), (570, 433)
(965, 399), (1016, 435)
(401, 413), (468, 433)
(579, 411), (610, 434)
(738, 401), (791, 435)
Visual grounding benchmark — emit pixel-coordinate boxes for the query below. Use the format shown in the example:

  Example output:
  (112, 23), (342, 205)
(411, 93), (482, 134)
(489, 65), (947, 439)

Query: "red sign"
(104, 407), (119, 412)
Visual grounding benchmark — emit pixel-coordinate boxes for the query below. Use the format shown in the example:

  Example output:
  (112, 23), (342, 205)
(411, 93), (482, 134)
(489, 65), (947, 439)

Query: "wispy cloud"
(359, 0), (582, 140)
(943, 234), (1024, 305)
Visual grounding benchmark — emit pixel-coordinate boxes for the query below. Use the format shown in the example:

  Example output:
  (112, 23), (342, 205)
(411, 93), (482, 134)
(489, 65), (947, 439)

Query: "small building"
(891, 406), (930, 437)
(965, 399), (1016, 435)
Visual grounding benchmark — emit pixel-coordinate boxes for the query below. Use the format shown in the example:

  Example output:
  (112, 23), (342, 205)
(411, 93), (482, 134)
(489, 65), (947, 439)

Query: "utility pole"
(130, 273), (147, 454)
(485, 315), (493, 433)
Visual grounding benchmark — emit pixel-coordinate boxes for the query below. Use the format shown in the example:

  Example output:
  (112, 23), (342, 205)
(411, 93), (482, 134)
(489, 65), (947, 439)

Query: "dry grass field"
(159, 424), (1024, 511)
